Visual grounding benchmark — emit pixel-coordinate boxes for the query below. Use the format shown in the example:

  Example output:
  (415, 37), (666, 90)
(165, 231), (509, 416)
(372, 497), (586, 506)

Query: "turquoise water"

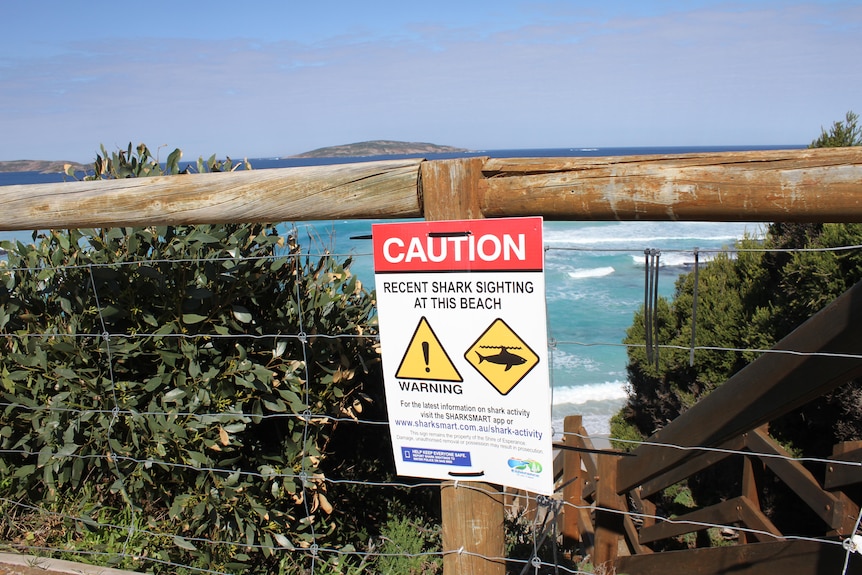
(541, 220), (762, 435)
(1, 147), (782, 436)
(294, 218), (762, 436)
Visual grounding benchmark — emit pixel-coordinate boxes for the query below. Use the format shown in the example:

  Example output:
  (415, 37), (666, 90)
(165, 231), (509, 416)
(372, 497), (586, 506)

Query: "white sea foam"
(552, 412), (618, 438)
(567, 266), (615, 279)
(550, 350), (601, 372)
(550, 382), (630, 436)
(543, 221), (764, 248)
(629, 250), (736, 268)
(551, 381), (628, 405)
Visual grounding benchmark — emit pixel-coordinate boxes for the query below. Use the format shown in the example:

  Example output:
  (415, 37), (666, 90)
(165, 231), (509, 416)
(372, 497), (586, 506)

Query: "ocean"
(0, 145), (799, 437)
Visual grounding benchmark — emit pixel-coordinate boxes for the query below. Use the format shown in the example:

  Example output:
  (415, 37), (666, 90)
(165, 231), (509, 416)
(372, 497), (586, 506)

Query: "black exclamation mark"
(422, 341), (430, 373)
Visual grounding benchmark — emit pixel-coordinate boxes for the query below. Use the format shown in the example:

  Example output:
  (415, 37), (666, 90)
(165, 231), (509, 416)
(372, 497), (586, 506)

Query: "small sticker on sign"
(402, 447), (472, 466)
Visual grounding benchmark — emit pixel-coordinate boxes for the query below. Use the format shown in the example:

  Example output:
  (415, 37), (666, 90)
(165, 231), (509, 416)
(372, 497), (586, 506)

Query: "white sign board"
(372, 216), (553, 494)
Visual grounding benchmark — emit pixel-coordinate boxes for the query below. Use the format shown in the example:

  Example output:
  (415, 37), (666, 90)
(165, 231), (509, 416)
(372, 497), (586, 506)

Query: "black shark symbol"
(476, 346), (527, 371)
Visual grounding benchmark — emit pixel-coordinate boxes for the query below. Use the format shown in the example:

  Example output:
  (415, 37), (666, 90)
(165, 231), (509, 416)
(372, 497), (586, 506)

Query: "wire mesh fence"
(1, 223), (861, 574)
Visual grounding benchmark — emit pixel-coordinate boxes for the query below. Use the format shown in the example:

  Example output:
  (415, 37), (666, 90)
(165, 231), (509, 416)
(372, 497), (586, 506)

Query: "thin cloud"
(0, 1), (859, 160)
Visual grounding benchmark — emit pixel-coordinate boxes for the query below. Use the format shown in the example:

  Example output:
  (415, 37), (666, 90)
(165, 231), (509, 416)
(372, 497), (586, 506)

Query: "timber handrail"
(480, 147), (862, 221)
(0, 159), (425, 230)
(1, 148), (861, 231)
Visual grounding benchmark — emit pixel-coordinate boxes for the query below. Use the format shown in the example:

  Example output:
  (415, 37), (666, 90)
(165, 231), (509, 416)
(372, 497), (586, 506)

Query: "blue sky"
(2, 1), (859, 161)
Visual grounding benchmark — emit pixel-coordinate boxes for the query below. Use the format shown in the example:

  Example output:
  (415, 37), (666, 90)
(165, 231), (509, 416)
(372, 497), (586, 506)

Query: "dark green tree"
(615, 111), (862, 445)
(810, 110), (861, 148)
(612, 112), (862, 533)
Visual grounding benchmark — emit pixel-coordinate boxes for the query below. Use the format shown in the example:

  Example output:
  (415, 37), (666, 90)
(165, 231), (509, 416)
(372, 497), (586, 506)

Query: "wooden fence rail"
(1, 148), (861, 230)
(2, 147), (862, 575)
(480, 148), (862, 221)
(0, 159), (424, 229)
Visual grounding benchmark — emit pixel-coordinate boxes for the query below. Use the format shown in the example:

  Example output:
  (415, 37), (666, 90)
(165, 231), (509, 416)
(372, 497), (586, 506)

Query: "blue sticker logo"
(402, 447), (472, 467)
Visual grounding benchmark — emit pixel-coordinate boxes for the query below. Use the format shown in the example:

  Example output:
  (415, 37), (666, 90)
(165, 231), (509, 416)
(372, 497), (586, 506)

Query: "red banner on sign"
(372, 217), (544, 273)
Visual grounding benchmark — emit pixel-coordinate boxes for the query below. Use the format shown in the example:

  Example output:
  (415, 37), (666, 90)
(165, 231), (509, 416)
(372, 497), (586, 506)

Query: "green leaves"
(165, 148), (183, 175)
(0, 218), (380, 572)
(810, 110), (861, 148)
(182, 313), (208, 325)
(231, 305), (253, 324)
(0, 144), (382, 572)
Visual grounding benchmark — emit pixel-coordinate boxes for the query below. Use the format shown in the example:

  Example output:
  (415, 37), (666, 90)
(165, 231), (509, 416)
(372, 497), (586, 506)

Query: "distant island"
(291, 140), (469, 158)
(0, 159), (87, 174)
(0, 141), (469, 173)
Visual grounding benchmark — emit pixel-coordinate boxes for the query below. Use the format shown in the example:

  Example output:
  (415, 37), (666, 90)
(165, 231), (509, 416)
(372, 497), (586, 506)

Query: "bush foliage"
(612, 112), (862, 532)
(0, 145), (385, 573)
(615, 111), (862, 451)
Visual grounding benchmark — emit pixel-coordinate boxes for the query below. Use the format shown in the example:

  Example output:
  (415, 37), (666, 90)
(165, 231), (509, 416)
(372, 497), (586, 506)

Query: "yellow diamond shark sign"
(373, 217), (553, 495)
(465, 318), (539, 395)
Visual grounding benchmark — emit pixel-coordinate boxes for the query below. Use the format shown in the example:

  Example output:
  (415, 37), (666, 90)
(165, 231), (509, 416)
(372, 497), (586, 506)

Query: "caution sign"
(465, 318), (539, 395)
(396, 317), (463, 382)
(373, 217), (553, 495)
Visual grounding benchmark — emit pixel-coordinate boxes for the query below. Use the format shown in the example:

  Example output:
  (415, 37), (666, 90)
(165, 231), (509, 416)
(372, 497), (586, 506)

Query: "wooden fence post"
(441, 482), (507, 574)
(562, 415), (583, 546)
(422, 157), (506, 575)
(740, 449), (766, 545)
(594, 453), (625, 570)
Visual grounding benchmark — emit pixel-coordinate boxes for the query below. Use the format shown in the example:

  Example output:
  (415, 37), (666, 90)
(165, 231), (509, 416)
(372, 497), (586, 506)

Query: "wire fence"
(1, 226), (862, 574)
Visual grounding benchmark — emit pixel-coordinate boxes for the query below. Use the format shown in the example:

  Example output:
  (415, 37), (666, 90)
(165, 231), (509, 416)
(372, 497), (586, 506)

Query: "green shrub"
(375, 516), (441, 575)
(0, 145), (381, 573)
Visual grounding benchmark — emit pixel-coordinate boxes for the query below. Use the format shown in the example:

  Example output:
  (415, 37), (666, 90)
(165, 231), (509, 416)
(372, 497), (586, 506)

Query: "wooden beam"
(0, 159), (423, 230)
(574, 423), (598, 498)
(618, 278), (862, 493)
(640, 497), (768, 543)
(623, 514), (653, 555)
(737, 497), (784, 543)
(616, 540), (859, 575)
(561, 415), (584, 544)
(630, 487), (657, 529)
(747, 429), (858, 534)
(594, 453), (626, 569)
(825, 442), (862, 490)
(577, 507), (595, 558)
(637, 497), (781, 545)
(420, 157), (487, 220)
(741, 448), (769, 544)
(480, 148), (862, 222)
(639, 434), (747, 498)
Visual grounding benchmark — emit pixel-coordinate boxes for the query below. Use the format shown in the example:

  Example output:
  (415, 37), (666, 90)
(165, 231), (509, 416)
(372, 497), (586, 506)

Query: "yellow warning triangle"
(395, 317), (463, 382)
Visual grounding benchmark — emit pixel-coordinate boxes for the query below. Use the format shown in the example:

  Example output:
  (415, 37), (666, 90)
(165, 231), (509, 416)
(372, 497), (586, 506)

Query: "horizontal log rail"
(480, 147), (862, 221)
(0, 148), (861, 231)
(0, 159), (425, 230)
